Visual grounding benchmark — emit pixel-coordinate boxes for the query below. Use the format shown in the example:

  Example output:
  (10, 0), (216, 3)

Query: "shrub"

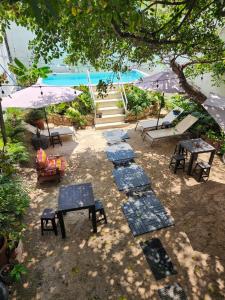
(0, 139), (29, 164)
(24, 109), (45, 123)
(65, 107), (87, 128)
(125, 85), (157, 116)
(74, 88), (94, 115)
(46, 102), (69, 115)
(166, 94), (220, 136)
(0, 175), (29, 245)
(46, 85), (94, 120)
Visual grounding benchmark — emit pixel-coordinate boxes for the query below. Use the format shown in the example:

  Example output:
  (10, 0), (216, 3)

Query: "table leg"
(57, 211), (66, 238)
(91, 206), (97, 233)
(178, 144), (183, 154)
(209, 150), (216, 165)
(187, 153), (197, 175)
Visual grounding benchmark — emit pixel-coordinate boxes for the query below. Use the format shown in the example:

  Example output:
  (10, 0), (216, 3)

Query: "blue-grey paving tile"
(158, 283), (187, 300)
(113, 164), (151, 192)
(140, 238), (177, 281)
(106, 142), (135, 163)
(121, 194), (174, 236)
(103, 130), (129, 144)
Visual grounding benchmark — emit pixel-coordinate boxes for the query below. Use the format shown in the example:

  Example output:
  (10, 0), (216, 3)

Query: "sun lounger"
(143, 114), (198, 144)
(23, 122), (75, 139)
(135, 107), (184, 134)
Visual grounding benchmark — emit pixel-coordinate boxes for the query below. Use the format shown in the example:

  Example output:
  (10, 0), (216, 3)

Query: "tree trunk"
(170, 59), (207, 104)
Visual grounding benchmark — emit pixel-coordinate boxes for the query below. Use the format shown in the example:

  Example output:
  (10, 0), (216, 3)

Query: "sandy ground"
(11, 124), (225, 300)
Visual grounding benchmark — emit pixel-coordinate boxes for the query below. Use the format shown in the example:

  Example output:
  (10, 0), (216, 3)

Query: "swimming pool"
(42, 70), (145, 86)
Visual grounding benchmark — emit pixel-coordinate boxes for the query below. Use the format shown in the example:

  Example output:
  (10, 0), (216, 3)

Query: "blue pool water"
(42, 70), (144, 86)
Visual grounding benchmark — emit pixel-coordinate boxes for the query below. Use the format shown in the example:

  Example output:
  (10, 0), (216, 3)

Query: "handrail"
(86, 69), (96, 118)
(118, 72), (128, 112)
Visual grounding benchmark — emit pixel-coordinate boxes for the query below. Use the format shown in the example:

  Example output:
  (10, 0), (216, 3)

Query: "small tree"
(8, 58), (51, 86)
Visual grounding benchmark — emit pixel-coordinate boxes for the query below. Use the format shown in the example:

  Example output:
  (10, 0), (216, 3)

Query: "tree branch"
(173, 0), (195, 33)
(111, 20), (179, 45)
(170, 58), (207, 103)
(181, 59), (224, 69)
(143, 0), (188, 6)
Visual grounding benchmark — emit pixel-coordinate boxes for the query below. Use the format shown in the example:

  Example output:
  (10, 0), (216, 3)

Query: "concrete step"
(95, 114), (125, 124)
(94, 91), (122, 100)
(97, 106), (124, 115)
(91, 85), (120, 92)
(95, 98), (123, 108)
(95, 121), (127, 130)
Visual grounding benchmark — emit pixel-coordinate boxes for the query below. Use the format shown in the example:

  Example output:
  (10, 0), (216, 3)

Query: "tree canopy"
(0, 0), (225, 103)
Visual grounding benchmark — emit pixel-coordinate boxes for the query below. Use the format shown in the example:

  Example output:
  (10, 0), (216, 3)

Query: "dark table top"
(179, 138), (215, 154)
(58, 183), (95, 212)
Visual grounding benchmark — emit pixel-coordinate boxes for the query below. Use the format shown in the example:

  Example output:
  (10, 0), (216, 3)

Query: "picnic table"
(57, 183), (97, 238)
(178, 138), (216, 175)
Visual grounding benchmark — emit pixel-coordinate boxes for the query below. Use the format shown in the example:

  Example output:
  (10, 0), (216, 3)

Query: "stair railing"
(86, 69), (96, 118)
(118, 72), (128, 112)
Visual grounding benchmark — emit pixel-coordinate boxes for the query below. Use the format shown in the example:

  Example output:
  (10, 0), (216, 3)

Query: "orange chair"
(36, 148), (66, 183)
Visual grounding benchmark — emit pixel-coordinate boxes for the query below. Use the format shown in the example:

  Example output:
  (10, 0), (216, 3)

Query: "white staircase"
(87, 74), (128, 129)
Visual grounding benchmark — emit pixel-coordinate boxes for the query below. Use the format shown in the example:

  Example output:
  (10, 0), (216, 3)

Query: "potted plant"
(24, 109), (45, 130)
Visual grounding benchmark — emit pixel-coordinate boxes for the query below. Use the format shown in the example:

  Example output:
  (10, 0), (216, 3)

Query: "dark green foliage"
(0, 175), (29, 245)
(167, 94), (220, 136)
(8, 58), (51, 86)
(1, 109), (30, 164)
(46, 85), (94, 127)
(10, 264), (28, 282)
(72, 85), (94, 115)
(0, 151), (15, 176)
(1, 1), (224, 103)
(96, 80), (113, 99)
(24, 109), (45, 123)
(125, 85), (158, 116)
(5, 109), (25, 142)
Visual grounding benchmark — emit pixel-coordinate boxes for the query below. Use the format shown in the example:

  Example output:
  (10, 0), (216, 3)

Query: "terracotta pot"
(32, 119), (45, 130)
(0, 237), (8, 268)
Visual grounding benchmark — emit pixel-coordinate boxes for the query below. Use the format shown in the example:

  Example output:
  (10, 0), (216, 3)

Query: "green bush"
(46, 85), (94, 119)
(3, 108), (25, 142)
(24, 109), (45, 123)
(166, 94), (219, 136)
(46, 102), (69, 115)
(0, 175), (29, 245)
(75, 88), (94, 115)
(65, 107), (87, 127)
(6, 142), (29, 163)
(0, 151), (15, 176)
(0, 139), (29, 164)
(125, 85), (157, 116)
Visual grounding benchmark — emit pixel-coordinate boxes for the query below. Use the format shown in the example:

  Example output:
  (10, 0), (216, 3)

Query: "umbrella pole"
(156, 94), (164, 130)
(0, 98), (7, 147)
(43, 108), (51, 140)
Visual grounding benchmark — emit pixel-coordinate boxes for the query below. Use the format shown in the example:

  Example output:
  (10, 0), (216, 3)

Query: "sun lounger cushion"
(37, 148), (48, 168)
(47, 157), (66, 174)
(36, 148), (66, 177)
(137, 107), (184, 131)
